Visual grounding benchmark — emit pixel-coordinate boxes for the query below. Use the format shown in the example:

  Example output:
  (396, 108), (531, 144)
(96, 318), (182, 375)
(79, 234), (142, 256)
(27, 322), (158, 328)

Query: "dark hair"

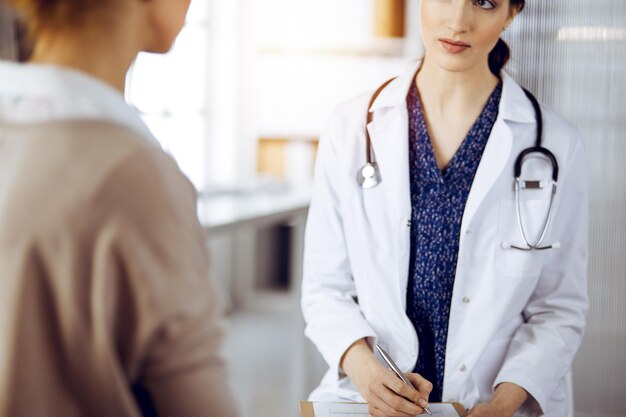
(488, 0), (525, 76)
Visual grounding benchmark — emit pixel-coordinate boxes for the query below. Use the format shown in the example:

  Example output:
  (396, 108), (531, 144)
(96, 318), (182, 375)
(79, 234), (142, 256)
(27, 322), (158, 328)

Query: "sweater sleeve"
(95, 146), (237, 417)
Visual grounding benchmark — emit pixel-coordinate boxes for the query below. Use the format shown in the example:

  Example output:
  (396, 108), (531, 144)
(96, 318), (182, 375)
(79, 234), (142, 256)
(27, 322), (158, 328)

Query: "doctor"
(301, 1), (588, 416)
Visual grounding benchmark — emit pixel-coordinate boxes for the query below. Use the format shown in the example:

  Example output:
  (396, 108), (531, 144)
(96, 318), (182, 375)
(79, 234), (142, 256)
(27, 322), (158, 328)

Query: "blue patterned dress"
(406, 81), (502, 401)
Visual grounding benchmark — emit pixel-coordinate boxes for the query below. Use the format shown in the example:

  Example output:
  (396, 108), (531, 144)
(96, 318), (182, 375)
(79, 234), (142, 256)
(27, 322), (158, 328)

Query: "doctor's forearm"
(489, 382), (528, 415)
(340, 339), (384, 392)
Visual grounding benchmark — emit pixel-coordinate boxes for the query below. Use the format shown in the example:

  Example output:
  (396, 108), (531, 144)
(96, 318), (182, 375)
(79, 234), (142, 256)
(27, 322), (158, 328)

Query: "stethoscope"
(357, 79), (560, 251)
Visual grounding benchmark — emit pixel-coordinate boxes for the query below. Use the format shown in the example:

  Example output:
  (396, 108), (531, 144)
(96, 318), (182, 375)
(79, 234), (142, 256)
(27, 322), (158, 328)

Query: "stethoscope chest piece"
(357, 162), (381, 189)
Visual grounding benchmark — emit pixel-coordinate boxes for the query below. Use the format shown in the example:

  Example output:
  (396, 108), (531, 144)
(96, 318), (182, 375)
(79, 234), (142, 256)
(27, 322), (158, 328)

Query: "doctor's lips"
(439, 38), (471, 53)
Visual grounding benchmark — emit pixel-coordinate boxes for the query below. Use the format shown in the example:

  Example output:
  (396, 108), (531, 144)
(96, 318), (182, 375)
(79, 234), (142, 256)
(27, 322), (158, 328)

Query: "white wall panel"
(503, 1), (626, 415)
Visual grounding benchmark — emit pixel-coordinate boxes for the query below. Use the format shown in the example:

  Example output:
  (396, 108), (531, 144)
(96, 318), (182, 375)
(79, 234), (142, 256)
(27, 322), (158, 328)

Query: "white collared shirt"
(0, 60), (156, 144)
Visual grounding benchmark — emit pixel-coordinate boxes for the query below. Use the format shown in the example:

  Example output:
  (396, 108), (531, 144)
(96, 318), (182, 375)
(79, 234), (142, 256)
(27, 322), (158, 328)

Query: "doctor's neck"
(416, 56), (500, 118)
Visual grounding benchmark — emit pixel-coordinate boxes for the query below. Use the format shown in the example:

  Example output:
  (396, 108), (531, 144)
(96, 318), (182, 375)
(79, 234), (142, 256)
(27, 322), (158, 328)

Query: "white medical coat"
(301, 61), (589, 417)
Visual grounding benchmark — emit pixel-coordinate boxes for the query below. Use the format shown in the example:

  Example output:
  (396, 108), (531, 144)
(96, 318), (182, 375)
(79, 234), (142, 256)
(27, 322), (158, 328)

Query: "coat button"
(460, 365), (467, 372)
(465, 228), (472, 236)
(462, 297), (470, 304)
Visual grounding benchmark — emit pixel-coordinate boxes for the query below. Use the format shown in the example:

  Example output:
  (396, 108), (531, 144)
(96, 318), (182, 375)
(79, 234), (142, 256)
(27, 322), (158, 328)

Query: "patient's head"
(5, 0), (191, 54)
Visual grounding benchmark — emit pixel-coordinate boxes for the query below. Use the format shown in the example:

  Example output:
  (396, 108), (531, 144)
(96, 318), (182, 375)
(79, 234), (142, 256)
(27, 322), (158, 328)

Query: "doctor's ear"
(506, 0), (525, 26)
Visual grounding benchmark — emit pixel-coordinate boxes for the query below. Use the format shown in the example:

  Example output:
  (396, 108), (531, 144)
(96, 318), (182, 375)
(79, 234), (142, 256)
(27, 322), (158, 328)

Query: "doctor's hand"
(467, 382), (528, 417)
(340, 339), (433, 417)
(363, 369), (433, 417)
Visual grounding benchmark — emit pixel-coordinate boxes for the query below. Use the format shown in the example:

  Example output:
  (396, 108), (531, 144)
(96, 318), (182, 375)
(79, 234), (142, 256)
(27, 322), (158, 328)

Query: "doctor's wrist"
(488, 382), (529, 416)
(340, 339), (384, 394)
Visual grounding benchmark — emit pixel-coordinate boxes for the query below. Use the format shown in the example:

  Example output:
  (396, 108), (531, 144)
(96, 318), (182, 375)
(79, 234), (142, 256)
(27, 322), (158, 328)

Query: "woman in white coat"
(301, 1), (588, 416)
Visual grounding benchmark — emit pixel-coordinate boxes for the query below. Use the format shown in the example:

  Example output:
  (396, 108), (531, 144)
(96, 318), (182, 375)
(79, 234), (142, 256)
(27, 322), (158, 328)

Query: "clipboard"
(299, 401), (467, 417)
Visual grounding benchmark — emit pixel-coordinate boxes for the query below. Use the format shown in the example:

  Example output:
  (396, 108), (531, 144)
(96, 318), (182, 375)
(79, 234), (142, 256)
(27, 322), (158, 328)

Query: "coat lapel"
(459, 117), (512, 237)
(365, 62), (422, 222)
(460, 72), (536, 237)
(366, 106), (411, 221)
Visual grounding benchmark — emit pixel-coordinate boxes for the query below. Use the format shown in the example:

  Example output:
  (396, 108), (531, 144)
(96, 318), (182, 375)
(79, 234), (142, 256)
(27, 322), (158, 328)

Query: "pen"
(375, 344), (433, 416)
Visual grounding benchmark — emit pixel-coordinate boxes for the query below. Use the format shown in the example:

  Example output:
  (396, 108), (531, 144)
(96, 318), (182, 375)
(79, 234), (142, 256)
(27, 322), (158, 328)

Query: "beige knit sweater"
(0, 120), (237, 417)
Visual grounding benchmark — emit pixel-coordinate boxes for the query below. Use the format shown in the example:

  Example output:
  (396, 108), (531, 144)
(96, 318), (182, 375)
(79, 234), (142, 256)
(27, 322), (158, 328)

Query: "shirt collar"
(369, 59), (536, 124)
(0, 60), (157, 144)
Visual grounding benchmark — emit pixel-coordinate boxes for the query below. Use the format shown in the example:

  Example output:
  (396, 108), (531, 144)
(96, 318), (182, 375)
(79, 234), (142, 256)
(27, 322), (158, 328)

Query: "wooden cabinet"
(374, 0), (406, 38)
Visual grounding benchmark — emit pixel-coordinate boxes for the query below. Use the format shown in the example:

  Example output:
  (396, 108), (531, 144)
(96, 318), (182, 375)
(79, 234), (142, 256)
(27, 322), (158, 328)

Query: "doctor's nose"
(446, 1), (471, 34)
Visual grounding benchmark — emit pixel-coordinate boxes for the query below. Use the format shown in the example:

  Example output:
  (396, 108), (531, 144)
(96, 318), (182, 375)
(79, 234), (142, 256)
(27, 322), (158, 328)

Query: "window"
(125, 0), (210, 188)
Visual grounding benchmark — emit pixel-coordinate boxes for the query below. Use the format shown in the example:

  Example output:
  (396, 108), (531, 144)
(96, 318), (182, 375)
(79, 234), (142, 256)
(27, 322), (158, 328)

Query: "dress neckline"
(407, 81), (503, 185)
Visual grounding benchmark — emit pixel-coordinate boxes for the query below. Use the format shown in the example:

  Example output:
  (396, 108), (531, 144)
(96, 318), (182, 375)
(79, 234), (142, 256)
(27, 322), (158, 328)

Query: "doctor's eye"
(473, 0), (497, 10)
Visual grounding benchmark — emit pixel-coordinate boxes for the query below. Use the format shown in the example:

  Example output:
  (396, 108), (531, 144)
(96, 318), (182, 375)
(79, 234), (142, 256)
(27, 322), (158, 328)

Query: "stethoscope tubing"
(359, 79), (560, 252)
(514, 180), (558, 250)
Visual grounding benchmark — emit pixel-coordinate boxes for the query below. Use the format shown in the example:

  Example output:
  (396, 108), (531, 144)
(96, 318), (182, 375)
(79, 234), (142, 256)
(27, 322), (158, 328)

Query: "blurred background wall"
(1, 1), (625, 416)
(502, 2), (626, 416)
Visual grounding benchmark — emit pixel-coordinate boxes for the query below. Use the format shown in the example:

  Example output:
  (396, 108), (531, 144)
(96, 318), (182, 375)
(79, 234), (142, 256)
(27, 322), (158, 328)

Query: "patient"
(0, 0), (237, 416)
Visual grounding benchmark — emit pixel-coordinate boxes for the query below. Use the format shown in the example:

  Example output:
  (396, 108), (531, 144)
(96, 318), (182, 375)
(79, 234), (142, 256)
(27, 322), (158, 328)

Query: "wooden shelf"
(257, 136), (319, 180)
(258, 38), (406, 58)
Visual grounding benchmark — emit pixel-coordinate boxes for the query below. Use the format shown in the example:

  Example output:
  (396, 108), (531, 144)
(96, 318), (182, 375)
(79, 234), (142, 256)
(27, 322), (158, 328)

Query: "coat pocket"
(496, 199), (550, 278)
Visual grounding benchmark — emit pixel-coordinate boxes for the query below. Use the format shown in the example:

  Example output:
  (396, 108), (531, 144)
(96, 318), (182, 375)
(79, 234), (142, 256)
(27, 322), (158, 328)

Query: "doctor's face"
(420, 0), (516, 74)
